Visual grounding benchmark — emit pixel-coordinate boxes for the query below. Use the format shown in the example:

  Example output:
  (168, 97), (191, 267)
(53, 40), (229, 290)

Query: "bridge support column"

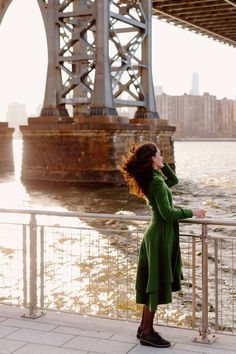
(134, 0), (158, 119)
(89, 0), (117, 116)
(37, 0), (70, 119)
(0, 123), (14, 173)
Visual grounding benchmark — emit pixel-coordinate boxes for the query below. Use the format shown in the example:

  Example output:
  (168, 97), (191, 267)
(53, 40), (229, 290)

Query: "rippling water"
(175, 140), (236, 220)
(0, 139), (235, 220)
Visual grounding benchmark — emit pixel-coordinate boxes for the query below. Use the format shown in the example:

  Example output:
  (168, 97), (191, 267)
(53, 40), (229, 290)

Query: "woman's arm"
(152, 179), (206, 221)
(161, 163), (179, 188)
(152, 178), (192, 222)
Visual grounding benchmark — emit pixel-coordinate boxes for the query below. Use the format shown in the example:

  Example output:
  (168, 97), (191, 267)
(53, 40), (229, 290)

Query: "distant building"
(6, 102), (27, 125)
(189, 72), (199, 95)
(154, 85), (163, 96)
(6, 102), (28, 138)
(156, 92), (236, 138)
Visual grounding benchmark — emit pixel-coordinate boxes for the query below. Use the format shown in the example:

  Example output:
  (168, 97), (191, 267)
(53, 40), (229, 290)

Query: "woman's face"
(152, 149), (164, 170)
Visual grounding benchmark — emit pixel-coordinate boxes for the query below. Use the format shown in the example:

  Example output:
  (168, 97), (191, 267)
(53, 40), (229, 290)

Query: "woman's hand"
(192, 209), (206, 218)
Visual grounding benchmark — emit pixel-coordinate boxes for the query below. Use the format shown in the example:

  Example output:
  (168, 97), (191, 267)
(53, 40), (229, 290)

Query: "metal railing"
(0, 207), (235, 343)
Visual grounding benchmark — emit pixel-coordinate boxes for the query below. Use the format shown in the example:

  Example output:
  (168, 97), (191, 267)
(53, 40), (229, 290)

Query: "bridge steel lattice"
(38, 0), (158, 118)
(1, 0), (158, 119)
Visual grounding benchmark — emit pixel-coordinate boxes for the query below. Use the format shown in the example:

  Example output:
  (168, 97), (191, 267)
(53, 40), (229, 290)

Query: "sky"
(0, 0), (236, 120)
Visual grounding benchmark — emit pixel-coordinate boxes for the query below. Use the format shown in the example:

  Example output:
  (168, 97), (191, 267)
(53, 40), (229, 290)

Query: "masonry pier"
(20, 116), (175, 184)
(0, 122), (14, 173)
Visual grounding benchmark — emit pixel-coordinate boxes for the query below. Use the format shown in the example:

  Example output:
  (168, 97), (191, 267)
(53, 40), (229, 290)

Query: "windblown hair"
(120, 142), (157, 198)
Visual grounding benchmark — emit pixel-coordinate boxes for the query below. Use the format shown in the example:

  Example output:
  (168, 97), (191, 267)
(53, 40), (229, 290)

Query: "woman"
(121, 142), (206, 348)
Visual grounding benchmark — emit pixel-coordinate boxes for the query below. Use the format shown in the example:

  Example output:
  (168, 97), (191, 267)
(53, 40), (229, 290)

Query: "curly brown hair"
(120, 142), (157, 198)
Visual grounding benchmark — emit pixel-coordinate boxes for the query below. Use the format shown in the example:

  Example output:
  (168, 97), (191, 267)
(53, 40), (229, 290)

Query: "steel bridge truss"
(0, 0), (158, 118)
(47, 0), (157, 117)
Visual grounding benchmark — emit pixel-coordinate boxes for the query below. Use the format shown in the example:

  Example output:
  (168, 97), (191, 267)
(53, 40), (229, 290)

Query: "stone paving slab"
(0, 325), (19, 338)
(109, 333), (137, 343)
(174, 341), (236, 353)
(53, 326), (112, 339)
(5, 328), (74, 347)
(13, 343), (87, 354)
(63, 336), (135, 354)
(128, 346), (203, 354)
(36, 311), (130, 334)
(0, 338), (26, 354)
(3, 318), (57, 332)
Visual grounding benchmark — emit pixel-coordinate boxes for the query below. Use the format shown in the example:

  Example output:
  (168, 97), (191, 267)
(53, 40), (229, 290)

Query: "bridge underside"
(152, 0), (236, 47)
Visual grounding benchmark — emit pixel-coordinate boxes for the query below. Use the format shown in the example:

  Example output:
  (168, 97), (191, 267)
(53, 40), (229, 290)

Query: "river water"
(0, 140), (235, 220)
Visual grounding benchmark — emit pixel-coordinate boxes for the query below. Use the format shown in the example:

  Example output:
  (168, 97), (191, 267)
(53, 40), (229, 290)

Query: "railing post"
(22, 213), (45, 319)
(202, 223), (209, 340)
(40, 226), (45, 310)
(192, 236), (196, 327)
(22, 224), (27, 308)
(193, 223), (216, 344)
(214, 239), (219, 332)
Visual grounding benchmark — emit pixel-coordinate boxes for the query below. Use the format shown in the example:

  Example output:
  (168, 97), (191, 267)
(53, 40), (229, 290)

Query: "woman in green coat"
(121, 142), (206, 348)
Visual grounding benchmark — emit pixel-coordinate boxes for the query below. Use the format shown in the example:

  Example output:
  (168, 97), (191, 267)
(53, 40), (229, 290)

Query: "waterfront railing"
(0, 208), (235, 343)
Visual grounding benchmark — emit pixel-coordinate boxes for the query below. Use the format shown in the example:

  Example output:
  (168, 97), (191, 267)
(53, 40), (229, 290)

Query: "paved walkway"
(0, 305), (236, 354)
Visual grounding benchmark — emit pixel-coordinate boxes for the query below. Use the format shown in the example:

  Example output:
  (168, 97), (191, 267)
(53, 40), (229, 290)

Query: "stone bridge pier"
(0, 123), (14, 173)
(21, 116), (175, 184)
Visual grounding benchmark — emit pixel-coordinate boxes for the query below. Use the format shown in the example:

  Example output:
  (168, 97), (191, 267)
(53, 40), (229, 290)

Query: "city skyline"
(156, 92), (236, 138)
(0, 0), (236, 121)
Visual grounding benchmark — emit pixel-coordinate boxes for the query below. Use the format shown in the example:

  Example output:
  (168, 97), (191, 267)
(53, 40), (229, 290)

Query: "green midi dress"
(135, 163), (193, 312)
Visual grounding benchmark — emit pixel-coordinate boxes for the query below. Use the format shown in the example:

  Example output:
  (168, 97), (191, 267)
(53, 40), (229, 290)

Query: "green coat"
(136, 163), (193, 311)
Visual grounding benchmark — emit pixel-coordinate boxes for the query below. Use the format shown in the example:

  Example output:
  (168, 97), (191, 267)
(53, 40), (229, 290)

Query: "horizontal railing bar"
(0, 223), (201, 239)
(0, 222), (29, 227)
(0, 208), (149, 220)
(0, 219), (233, 242)
(0, 221), (146, 231)
(183, 219), (236, 226)
(208, 234), (236, 241)
(0, 222), (197, 236)
(0, 208), (235, 226)
(0, 222), (204, 239)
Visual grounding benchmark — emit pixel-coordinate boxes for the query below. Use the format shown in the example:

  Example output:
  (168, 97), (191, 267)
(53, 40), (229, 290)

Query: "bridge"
(0, 0), (235, 182)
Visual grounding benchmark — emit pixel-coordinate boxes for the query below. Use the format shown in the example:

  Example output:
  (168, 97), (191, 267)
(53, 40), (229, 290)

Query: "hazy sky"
(0, 0), (236, 120)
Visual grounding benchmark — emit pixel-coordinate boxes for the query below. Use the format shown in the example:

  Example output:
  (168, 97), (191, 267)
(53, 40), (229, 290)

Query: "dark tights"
(139, 305), (155, 335)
